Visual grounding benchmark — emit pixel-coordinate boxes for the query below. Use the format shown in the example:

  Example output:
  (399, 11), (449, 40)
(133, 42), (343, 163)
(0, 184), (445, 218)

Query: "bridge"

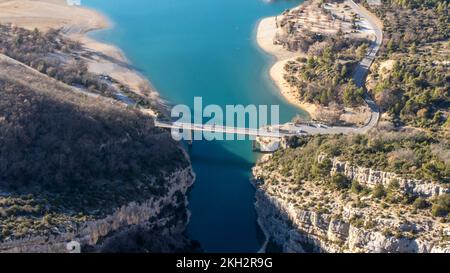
(154, 118), (372, 142)
(154, 120), (295, 139)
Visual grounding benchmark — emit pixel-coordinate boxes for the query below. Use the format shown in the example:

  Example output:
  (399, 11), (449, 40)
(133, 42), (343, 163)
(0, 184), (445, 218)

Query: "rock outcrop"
(256, 137), (281, 152)
(320, 154), (449, 197)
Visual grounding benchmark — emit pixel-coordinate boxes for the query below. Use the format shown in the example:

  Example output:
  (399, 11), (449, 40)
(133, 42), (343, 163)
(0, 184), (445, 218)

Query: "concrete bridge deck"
(154, 120), (295, 139)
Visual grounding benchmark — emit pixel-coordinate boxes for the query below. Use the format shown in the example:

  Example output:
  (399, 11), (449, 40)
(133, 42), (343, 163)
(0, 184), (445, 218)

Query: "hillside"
(364, 0), (449, 129)
(0, 26), (197, 252)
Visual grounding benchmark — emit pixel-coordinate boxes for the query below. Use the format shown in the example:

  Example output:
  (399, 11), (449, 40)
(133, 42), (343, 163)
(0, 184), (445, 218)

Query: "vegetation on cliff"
(372, 53), (449, 129)
(0, 78), (189, 243)
(278, 128), (449, 186)
(254, 145), (449, 251)
(254, 131), (449, 251)
(272, 0), (450, 189)
(369, 0), (448, 54)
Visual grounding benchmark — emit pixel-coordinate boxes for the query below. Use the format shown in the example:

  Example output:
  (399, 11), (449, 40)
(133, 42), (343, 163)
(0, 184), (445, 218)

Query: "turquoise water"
(83, 0), (305, 252)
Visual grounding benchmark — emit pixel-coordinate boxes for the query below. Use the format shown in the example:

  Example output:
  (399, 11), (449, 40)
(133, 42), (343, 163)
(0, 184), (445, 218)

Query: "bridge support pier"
(252, 140), (258, 152)
(187, 130), (193, 146)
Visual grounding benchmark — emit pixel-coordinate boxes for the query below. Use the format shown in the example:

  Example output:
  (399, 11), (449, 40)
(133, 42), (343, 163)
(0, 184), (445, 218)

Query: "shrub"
(412, 197), (430, 210)
(388, 179), (400, 190)
(330, 174), (351, 190)
(312, 158), (332, 178)
(431, 194), (450, 217)
(351, 180), (363, 194)
(373, 184), (387, 199)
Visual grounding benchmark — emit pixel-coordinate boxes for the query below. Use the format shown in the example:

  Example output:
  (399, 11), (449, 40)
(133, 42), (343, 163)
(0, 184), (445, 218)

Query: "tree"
(431, 194), (450, 217)
(372, 184), (387, 199)
(312, 158), (332, 178)
(356, 44), (368, 59)
(343, 83), (364, 107)
(340, 65), (348, 78)
(330, 174), (350, 190)
(409, 43), (417, 54)
(412, 197), (429, 210)
(351, 180), (363, 194)
(375, 88), (401, 112)
(308, 41), (328, 56)
(387, 39), (396, 54)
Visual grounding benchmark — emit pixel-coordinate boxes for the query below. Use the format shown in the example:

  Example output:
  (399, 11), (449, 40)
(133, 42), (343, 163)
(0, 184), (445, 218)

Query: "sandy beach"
(0, 0), (108, 32)
(0, 0), (161, 110)
(256, 0), (382, 121)
(256, 16), (317, 117)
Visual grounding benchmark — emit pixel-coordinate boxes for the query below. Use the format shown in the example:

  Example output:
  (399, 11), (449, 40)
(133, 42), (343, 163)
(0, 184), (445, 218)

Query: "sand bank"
(0, 0), (108, 32)
(256, 16), (317, 116)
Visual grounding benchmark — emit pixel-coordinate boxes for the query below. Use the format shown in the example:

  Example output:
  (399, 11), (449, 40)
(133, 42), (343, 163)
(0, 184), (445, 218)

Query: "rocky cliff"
(255, 188), (449, 253)
(0, 166), (196, 253)
(322, 155), (449, 198)
(253, 155), (450, 253)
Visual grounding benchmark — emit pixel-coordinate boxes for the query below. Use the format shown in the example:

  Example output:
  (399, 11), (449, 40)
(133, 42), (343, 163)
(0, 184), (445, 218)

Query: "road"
(348, 0), (382, 131)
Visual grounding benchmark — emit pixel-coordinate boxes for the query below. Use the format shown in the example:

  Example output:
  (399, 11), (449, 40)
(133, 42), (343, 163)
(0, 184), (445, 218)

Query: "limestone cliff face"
(0, 166), (195, 253)
(255, 188), (449, 253)
(256, 136), (293, 153)
(253, 155), (450, 253)
(322, 155), (449, 197)
(256, 137), (281, 152)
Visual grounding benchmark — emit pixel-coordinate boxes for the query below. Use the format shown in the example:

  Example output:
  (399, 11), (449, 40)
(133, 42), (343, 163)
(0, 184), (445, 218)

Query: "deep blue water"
(83, 0), (304, 252)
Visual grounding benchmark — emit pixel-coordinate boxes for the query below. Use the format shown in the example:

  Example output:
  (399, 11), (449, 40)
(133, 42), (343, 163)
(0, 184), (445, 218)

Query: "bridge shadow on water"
(185, 139), (266, 253)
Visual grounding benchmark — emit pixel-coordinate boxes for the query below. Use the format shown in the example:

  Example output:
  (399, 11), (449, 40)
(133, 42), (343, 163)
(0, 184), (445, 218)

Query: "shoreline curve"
(255, 14), (317, 117)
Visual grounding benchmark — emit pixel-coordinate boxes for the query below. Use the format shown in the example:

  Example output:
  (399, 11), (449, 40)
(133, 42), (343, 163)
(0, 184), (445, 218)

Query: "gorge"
(0, 0), (448, 253)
